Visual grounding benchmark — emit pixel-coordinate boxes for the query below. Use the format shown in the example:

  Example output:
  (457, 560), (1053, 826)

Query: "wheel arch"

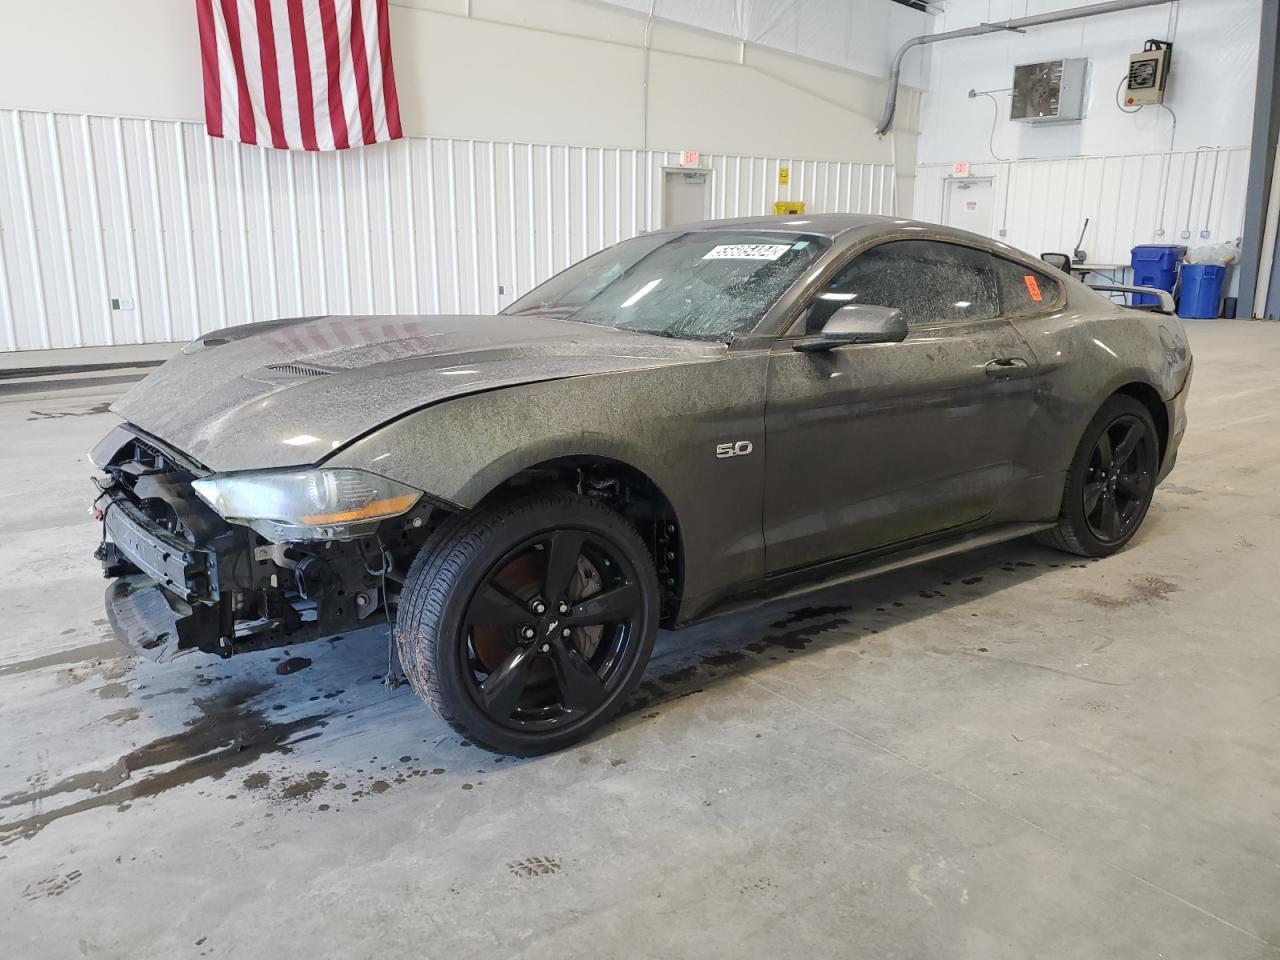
(1111, 380), (1169, 463)
(468, 454), (686, 627)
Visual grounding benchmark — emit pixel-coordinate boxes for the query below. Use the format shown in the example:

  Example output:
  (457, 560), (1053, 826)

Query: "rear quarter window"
(992, 258), (1063, 316)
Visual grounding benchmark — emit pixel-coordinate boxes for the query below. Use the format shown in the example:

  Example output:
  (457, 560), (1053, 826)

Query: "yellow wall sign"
(779, 166), (790, 185)
(774, 201), (805, 215)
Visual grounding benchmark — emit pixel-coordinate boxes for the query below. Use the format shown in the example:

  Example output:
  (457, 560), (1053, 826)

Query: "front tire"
(1037, 394), (1160, 557)
(395, 492), (659, 756)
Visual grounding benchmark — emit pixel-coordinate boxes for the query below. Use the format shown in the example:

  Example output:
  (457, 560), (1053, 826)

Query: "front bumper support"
(102, 498), (213, 601)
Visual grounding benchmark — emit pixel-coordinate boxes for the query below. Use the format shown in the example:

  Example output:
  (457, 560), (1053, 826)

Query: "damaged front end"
(90, 425), (430, 660)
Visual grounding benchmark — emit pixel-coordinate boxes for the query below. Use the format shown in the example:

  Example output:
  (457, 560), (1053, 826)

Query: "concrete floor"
(2, 320), (1278, 959)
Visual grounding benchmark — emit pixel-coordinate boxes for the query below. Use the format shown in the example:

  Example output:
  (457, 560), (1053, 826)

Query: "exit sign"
(952, 162), (971, 176)
(681, 150), (701, 167)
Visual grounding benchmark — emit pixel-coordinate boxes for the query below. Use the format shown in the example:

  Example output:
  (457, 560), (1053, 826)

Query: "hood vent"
(242, 362), (334, 385)
(265, 362), (331, 378)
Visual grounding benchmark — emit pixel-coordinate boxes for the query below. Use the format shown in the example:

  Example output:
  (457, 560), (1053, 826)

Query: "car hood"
(112, 314), (723, 472)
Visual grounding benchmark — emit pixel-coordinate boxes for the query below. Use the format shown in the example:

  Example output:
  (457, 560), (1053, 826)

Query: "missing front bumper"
(95, 470), (391, 659)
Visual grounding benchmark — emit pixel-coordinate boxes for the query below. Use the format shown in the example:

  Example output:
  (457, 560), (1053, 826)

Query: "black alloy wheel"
(1037, 394), (1161, 557)
(1081, 413), (1156, 544)
(462, 528), (644, 730)
(396, 492), (659, 755)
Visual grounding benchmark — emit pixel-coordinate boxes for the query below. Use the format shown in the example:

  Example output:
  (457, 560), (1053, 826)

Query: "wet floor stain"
(622, 614), (854, 714)
(0, 682), (328, 844)
(624, 679), (706, 714)
(261, 756), (459, 808)
(1080, 574), (1179, 609)
(139, 686), (191, 701)
(26, 401), (112, 421)
(101, 706), (140, 726)
(613, 549), (1078, 718)
(0, 639), (129, 679)
(275, 656), (312, 675)
(278, 770), (329, 800)
(744, 617), (851, 654)
(96, 681), (130, 699)
(700, 650), (748, 667)
(768, 604), (853, 629)
(57, 653), (131, 689)
(656, 665), (698, 685)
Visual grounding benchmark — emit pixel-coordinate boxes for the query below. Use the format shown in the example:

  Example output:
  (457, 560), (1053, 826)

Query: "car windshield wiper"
(618, 326), (723, 343)
(521, 309), (724, 343)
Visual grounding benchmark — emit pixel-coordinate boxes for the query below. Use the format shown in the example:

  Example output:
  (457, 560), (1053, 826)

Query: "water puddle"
(0, 639), (129, 679)
(0, 681), (328, 844)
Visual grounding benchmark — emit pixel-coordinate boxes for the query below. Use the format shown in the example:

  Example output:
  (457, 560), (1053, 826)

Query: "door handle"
(985, 357), (1030, 379)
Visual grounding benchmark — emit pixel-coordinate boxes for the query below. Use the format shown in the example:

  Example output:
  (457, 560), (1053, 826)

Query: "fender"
(325, 353), (773, 612)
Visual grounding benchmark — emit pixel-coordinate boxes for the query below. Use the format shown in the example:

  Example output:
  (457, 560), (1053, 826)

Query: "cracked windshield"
(505, 231), (829, 340)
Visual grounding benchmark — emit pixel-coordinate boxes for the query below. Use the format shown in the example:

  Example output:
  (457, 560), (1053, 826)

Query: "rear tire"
(1036, 394), (1160, 557)
(395, 492), (659, 756)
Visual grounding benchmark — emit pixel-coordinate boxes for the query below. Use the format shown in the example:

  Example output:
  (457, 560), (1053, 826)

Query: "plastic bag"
(1185, 241), (1238, 266)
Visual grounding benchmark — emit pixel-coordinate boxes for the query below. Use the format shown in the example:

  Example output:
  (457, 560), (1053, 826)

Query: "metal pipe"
(876, 0), (1175, 136)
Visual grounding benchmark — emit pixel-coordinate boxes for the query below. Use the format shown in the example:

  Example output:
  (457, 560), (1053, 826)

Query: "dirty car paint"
(98, 213), (1190, 627)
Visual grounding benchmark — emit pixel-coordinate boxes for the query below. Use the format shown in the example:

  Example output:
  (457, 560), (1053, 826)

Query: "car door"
(761, 238), (1042, 575)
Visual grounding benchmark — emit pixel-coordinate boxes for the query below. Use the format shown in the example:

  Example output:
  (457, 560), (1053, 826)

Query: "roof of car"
(662, 213), (953, 240)
(661, 213), (1036, 260)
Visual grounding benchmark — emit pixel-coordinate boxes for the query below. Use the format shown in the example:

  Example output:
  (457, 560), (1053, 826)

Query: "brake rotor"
(471, 549), (605, 676)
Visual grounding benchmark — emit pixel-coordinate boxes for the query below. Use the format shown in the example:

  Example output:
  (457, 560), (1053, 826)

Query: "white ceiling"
(591, 0), (933, 88)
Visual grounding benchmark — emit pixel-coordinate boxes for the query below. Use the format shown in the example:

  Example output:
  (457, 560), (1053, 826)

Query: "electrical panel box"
(1010, 58), (1088, 124)
(1126, 42), (1171, 106)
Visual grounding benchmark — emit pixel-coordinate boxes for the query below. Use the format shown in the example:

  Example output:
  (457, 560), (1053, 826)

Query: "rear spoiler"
(1086, 283), (1175, 315)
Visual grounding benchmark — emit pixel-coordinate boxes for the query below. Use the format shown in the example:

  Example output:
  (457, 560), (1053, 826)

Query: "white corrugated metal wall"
(0, 107), (896, 352)
(915, 148), (1250, 267)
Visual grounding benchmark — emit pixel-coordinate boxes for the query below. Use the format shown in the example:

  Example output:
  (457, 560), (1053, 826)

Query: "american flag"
(195, 0), (403, 151)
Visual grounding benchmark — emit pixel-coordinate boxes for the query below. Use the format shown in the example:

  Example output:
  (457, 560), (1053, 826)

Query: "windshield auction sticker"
(702, 244), (791, 261)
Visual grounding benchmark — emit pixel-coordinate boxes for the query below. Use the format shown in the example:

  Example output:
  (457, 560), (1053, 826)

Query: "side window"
(802, 240), (1000, 333)
(991, 257), (1063, 317)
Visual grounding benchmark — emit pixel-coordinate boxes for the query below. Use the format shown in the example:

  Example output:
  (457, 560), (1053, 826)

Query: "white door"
(943, 178), (994, 237)
(663, 169), (710, 227)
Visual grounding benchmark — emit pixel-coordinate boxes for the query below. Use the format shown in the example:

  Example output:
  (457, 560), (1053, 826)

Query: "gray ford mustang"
(91, 214), (1192, 754)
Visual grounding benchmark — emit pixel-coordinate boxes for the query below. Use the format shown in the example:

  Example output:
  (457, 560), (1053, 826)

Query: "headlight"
(191, 468), (422, 542)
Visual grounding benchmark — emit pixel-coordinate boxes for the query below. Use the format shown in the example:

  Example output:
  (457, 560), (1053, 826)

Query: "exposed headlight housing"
(191, 468), (421, 542)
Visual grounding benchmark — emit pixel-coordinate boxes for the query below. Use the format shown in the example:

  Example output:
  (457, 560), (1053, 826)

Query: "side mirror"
(1041, 252), (1072, 272)
(793, 304), (908, 352)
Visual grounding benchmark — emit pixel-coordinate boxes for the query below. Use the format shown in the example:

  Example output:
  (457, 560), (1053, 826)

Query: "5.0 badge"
(715, 441), (753, 459)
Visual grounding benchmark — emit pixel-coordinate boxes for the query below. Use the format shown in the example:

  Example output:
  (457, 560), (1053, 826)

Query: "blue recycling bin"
(1177, 263), (1227, 319)
(1130, 244), (1186, 305)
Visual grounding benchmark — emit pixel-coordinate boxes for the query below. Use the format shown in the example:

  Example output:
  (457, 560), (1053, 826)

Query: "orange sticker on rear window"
(1023, 274), (1043, 302)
